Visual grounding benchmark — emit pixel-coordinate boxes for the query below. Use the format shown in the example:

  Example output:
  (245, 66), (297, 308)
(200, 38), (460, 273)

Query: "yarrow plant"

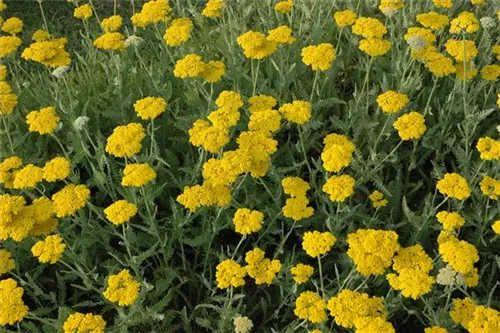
(0, 0), (499, 332)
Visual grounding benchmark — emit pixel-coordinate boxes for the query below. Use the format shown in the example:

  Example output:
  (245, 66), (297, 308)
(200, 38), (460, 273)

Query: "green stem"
(298, 125), (315, 188)
(231, 236), (246, 260)
(310, 70), (320, 103)
(318, 256), (325, 299)
(37, 0), (50, 34)
(2, 117), (14, 154)
(251, 59), (261, 96)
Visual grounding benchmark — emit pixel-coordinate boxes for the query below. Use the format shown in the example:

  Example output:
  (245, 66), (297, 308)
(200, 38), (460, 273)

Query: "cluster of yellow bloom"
(301, 43), (336, 70)
(275, 0), (293, 13)
(232, 208), (264, 235)
(0, 249), (15, 274)
(131, 0), (171, 28)
(302, 231), (336, 257)
(290, 263), (314, 284)
(245, 248), (281, 285)
(393, 112), (427, 141)
(22, 37), (71, 68)
(438, 232), (479, 287)
(451, 298), (500, 333)
(1, 17), (23, 35)
(0, 279), (28, 326)
(376, 90), (409, 114)
(215, 259), (247, 289)
(51, 184), (91, 217)
(327, 289), (386, 328)
(105, 123), (146, 158)
(73, 4), (92, 20)
(31, 234), (66, 264)
(347, 229), (400, 276)
(333, 10), (357, 27)
(436, 173), (471, 200)
(477, 137), (500, 160)
(26, 106), (60, 135)
(237, 25), (295, 60)
(386, 244), (435, 299)
(278, 100), (311, 125)
(104, 200), (138, 225)
(93, 13), (126, 50)
(174, 53), (225, 83)
(436, 211), (465, 230)
(281, 176), (314, 221)
(164, 18), (193, 47)
(202, 0), (224, 18)
(368, 190), (388, 208)
(103, 269), (140, 306)
(480, 175), (500, 199)
(378, 0), (404, 16)
(321, 133), (355, 172)
(351, 17), (391, 57)
(121, 163), (157, 187)
(0, 16), (22, 58)
(101, 15), (122, 32)
(294, 291), (327, 323)
(133, 96), (167, 120)
(0, 65), (18, 115)
(323, 175), (355, 202)
(450, 11), (480, 34)
(63, 312), (106, 333)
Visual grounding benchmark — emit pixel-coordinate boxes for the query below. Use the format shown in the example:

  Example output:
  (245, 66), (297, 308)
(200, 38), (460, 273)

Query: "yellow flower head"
(31, 234), (66, 264)
(28, 197), (58, 237)
(26, 106), (60, 135)
(248, 94), (277, 113)
(450, 11), (480, 34)
(354, 317), (395, 333)
(202, 0), (224, 18)
(0, 278), (29, 326)
(0, 64), (7, 81)
(492, 220), (500, 235)
(321, 133), (355, 172)
(278, 100), (311, 124)
(244, 248), (281, 285)
(93, 32), (126, 51)
(21, 38), (71, 67)
(327, 289), (386, 328)
(477, 137), (500, 160)
(0, 249), (15, 274)
(1, 17), (23, 35)
(481, 64), (500, 81)
(51, 184), (90, 218)
(131, 0), (171, 28)
(290, 263), (314, 284)
(433, 0), (453, 8)
(275, 0), (293, 13)
(200, 60), (225, 83)
(189, 120), (230, 153)
(378, 0), (405, 16)
(216, 259), (246, 288)
(436, 211), (465, 230)
(0, 36), (22, 58)
(455, 61), (478, 81)
(173, 53), (206, 78)
(74, 4), (93, 20)
(0, 156), (22, 189)
(164, 18), (193, 47)
(369, 190), (388, 208)
(416, 11), (449, 30)
(0, 194), (35, 242)
(237, 31), (277, 60)
(404, 27), (437, 45)
(233, 208), (264, 235)
(436, 173), (471, 200)
(177, 183), (231, 212)
(425, 54), (456, 77)
(134, 96), (167, 120)
(445, 39), (478, 62)
(267, 25), (295, 45)
(104, 200), (138, 225)
(121, 163), (156, 187)
(32, 29), (51, 42)
(294, 291), (327, 323)
(481, 175), (500, 199)
(105, 123), (146, 158)
(248, 109), (282, 134)
(359, 38), (391, 57)
(438, 233), (479, 274)
(301, 43), (336, 71)
(282, 196), (315, 221)
(425, 327), (448, 333)
(215, 90), (244, 111)
(43, 157), (70, 182)
(323, 175), (355, 202)
(63, 313), (106, 333)
(103, 269), (140, 306)
(393, 112), (426, 140)
(302, 230), (336, 257)
(101, 15), (122, 32)
(333, 10), (357, 27)
(352, 17), (387, 38)
(13, 164), (43, 189)
(347, 228), (400, 276)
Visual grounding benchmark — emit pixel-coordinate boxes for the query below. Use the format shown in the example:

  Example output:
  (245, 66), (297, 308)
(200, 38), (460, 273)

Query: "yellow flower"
(237, 130), (278, 177)
(438, 233), (479, 274)
(302, 231), (336, 257)
(0, 36), (22, 58)
(104, 200), (138, 225)
(202, 151), (250, 186)
(450, 297), (476, 327)
(433, 0), (453, 8)
(1, 17), (23, 35)
(177, 183), (231, 212)
(347, 229), (400, 276)
(200, 60), (225, 83)
(31, 234), (66, 264)
(21, 38), (71, 67)
(425, 53), (456, 77)
(131, 0), (171, 28)
(282, 176), (310, 197)
(28, 197), (58, 237)
(477, 137), (500, 160)
(13, 164), (43, 189)
(481, 64), (500, 81)
(0, 64), (6, 81)
(267, 25), (295, 45)
(358, 38), (391, 57)
(244, 248), (281, 285)
(216, 259), (246, 288)
(327, 289), (386, 328)
(93, 32), (126, 51)
(0, 91), (18, 115)
(294, 291), (327, 323)
(248, 94), (277, 113)
(63, 312), (106, 333)
(74, 4), (93, 19)
(437, 173), (471, 200)
(378, 0), (404, 16)
(492, 220), (500, 235)
(290, 263), (314, 284)
(188, 120), (230, 153)
(103, 269), (140, 306)
(0, 278), (28, 326)
(416, 11), (449, 30)
(121, 163), (156, 187)
(215, 90), (244, 111)
(278, 100), (311, 124)
(100, 15), (122, 32)
(323, 175), (355, 202)
(0, 156), (22, 189)
(105, 123), (146, 158)
(26, 106), (60, 135)
(450, 11), (480, 34)
(134, 96), (167, 120)
(445, 39), (478, 62)
(237, 31), (277, 60)
(333, 10), (357, 27)
(352, 17), (387, 38)
(32, 29), (50, 42)
(0, 249), (15, 274)
(471, 0), (485, 5)
(354, 317), (395, 333)
(0, 194), (35, 242)
(248, 109), (281, 134)
(164, 18), (192, 47)
(455, 62), (478, 81)
(425, 326), (448, 333)
(233, 208), (264, 235)
(436, 211), (465, 230)
(493, 45), (500, 61)
(202, 0), (224, 18)
(43, 157), (70, 182)
(51, 184), (90, 218)
(173, 53), (206, 78)
(275, 0), (293, 13)
(393, 112), (426, 140)
(282, 197), (314, 221)
(301, 43), (336, 71)
(369, 190), (388, 208)
(404, 27), (437, 45)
